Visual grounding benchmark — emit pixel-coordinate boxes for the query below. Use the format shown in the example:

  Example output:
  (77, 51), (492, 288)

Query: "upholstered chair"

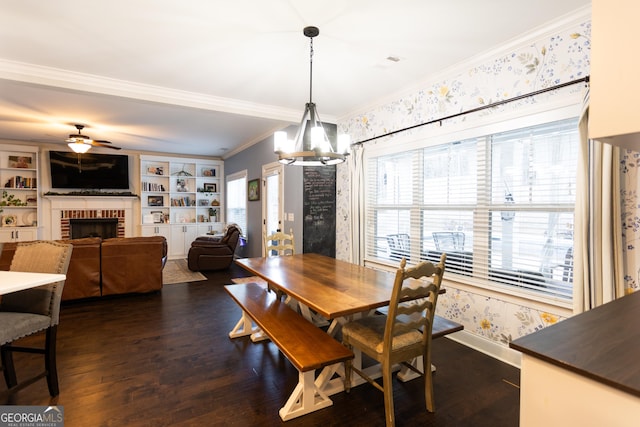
(0, 240), (73, 397)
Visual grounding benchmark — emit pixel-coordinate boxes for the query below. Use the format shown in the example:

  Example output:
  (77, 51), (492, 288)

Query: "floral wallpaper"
(335, 14), (593, 350)
(622, 149), (640, 294)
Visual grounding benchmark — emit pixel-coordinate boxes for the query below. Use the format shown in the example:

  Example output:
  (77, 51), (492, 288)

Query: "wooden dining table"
(235, 252), (399, 321)
(234, 253), (432, 396)
(0, 271), (66, 295)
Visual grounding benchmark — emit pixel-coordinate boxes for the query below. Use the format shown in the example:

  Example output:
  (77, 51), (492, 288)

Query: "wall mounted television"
(49, 151), (130, 190)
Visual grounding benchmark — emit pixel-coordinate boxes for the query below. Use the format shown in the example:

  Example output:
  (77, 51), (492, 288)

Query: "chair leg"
(344, 359), (352, 393)
(424, 359), (435, 412)
(1, 344), (17, 389)
(44, 326), (60, 397)
(382, 361), (395, 427)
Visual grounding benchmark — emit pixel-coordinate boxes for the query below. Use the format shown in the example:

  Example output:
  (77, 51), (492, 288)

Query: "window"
(365, 117), (578, 300)
(226, 170), (247, 236)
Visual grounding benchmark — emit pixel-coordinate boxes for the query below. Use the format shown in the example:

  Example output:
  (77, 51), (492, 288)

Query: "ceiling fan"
(66, 124), (122, 153)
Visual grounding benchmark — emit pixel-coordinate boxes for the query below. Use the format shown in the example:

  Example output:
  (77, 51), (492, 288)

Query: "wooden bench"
(432, 314), (464, 339)
(224, 282), (354, 421)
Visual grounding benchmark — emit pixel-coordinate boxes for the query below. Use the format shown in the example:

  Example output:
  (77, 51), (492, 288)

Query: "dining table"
(234, 253), (434, 395)
(0, 271), (66, 295)
(236, 253), (399, 318)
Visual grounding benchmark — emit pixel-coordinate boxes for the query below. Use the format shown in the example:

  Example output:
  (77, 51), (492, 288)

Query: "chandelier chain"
(309, 36), (314, 104)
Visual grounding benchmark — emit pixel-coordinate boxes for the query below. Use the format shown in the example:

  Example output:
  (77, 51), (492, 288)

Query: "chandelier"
(274, 26), (350, 166)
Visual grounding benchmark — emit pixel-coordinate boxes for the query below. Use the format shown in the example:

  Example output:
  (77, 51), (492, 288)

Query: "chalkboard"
(303, 166), (336, 257)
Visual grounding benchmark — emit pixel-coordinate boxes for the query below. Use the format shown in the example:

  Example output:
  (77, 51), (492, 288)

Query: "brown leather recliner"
(187, 224), (241, 271)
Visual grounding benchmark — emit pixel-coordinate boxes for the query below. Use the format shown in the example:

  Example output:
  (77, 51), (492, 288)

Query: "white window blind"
(226, 171), (247, 236)
(365, 117), (578, 300)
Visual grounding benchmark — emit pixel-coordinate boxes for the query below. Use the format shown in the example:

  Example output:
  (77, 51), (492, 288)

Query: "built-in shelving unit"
(0, 144), (39, 242)
(140, 155), (224, 258)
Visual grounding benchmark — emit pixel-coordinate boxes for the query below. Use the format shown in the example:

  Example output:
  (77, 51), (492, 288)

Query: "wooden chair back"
(264, 229), (295, 257)
(384, 254), (446, 361)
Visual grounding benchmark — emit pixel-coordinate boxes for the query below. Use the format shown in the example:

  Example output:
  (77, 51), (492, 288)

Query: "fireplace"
(58, 209), (126, 239)
(69, 218), (119, 239)
(48, 196), (135, 240)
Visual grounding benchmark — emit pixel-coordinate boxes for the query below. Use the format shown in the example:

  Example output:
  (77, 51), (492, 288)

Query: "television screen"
(49, 151), (130, 189)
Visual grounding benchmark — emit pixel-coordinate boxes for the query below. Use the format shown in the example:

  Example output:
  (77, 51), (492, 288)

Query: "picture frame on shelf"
(201, 167), (216, 177)
(150, 211), (164, 223)
(248, 179), (260, 201)
(147, 165), (164, 175)
(203, 183), (217, 193)
(8, 155), (32, 169)
(198, 199), (209, 206)
(176, 179), (188, 192)
(148, 195), (164, 207)
(2, 214), (17, 227)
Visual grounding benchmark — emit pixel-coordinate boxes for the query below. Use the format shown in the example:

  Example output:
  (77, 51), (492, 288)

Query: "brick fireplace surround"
(47, 196), (136, 240)
(60, 209), (125, 239)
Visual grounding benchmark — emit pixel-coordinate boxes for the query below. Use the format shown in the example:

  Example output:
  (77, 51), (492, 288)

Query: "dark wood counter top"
(510, 291), (640, 398)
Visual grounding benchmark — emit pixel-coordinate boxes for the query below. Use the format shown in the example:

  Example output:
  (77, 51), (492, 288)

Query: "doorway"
(262, 162), (284, 255)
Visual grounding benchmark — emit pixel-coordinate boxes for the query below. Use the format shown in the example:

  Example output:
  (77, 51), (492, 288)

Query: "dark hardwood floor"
(1, 264), (520, 426)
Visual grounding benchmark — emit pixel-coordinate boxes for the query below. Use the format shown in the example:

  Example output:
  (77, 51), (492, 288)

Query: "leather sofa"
(187, 224), (241, 271)
(0, 236), (167, 301)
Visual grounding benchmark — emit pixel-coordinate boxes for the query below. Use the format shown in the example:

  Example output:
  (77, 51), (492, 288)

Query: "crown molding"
(0, 58), (301, 122)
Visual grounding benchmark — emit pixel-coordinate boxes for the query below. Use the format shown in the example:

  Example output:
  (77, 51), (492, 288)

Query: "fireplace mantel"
(48, 196), (136, 240)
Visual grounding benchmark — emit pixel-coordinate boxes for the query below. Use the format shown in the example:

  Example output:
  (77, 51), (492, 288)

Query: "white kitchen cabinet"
(589, 0), (640, 151)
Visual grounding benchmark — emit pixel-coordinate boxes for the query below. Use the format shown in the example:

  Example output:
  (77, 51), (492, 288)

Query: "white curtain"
(573, 89), (625, 313)
(349, 145), (365, 264)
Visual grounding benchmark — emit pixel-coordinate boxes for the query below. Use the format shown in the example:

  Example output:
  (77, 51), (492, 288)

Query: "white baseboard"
(445, 330), (522, 369)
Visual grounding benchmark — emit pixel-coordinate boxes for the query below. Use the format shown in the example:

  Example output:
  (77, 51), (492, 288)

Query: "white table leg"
(279, 369), (334, 421)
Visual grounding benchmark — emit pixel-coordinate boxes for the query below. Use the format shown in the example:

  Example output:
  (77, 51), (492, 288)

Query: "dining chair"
(262, 228), (295, 298)
(264, 228), (295, 257)
(432, 231), (465, 251)
(0, 240), (73, 397)
(263, 229), (326, 324)
(386, 233), (410, 261)
(342, 253), (446, 427)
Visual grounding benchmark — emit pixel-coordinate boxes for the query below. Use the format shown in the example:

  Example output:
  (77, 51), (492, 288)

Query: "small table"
(0, 271), (66, 295)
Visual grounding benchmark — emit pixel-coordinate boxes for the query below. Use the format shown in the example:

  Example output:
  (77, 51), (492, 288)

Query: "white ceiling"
(0, 0), (591, 157)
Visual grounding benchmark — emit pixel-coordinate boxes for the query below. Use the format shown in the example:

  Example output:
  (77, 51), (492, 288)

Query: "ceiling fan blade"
(93, 139), (113, 144)
(92, 142), (122, 150)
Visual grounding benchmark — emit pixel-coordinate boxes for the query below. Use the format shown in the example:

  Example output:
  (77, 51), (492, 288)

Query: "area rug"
(231, 276), (267, 285)
(163, 259), (207, 285)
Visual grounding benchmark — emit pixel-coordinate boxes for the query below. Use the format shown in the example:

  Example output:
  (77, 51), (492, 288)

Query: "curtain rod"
(352, 75), (590, 146)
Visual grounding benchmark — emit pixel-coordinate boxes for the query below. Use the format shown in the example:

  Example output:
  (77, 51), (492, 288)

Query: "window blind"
(226, 171), (247, 235)
(365, 117), (578, 300)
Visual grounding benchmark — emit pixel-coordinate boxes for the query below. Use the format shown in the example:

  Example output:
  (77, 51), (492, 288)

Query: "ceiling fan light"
(68, 141), (91, 153)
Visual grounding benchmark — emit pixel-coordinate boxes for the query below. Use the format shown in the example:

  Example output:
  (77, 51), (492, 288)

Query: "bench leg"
(279, 370), (333, 421)
(228, 311), (261, 339)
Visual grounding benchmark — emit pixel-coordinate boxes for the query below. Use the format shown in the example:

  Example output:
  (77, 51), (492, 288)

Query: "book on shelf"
(4, 176), (36, 189)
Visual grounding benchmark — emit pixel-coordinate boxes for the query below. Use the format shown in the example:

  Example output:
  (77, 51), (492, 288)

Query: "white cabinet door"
(197, 224), (223, 236)
(141, 224), (171, 241)
(169, 224), (198, 259)
(0, 227), (38, 242)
